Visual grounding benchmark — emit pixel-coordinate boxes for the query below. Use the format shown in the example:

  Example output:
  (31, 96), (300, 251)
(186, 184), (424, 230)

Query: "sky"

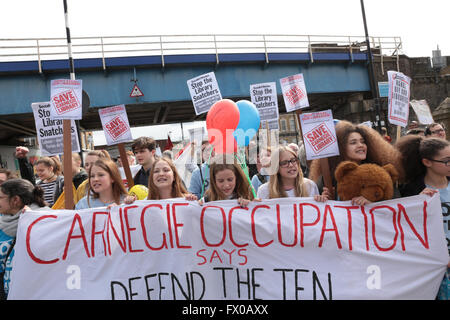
(1, 0), (449, 145)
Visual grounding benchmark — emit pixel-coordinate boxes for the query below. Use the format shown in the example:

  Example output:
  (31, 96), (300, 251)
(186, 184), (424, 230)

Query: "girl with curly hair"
(308, 120), (403, 205)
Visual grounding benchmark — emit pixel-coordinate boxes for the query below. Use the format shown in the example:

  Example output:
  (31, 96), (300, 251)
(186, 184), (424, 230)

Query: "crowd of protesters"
(0, 120), (449, 300)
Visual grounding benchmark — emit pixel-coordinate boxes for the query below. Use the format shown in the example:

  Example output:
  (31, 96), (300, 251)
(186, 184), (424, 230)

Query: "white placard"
(8, 195), (448, 300)
(410, 100), (434, 125)
(50, 79), (83, 120)
(98, 105), (133, 146)
(388, 71), (411, 127)
(280, 73), (309, 112)
(300, 110), (340, 160)
(31, 102), (80, 156)
(187, 72), (222, 115)
(250, 82), (279, 130)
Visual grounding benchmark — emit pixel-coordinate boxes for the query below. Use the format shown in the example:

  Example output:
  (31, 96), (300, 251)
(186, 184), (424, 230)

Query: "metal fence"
(0, 34), (402, 71)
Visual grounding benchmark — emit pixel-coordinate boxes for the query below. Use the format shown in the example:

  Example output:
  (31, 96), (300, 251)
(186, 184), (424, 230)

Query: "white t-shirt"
(257, 178), (320, 199)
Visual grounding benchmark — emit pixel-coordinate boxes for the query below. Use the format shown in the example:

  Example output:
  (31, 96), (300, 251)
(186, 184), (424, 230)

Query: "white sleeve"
(256, 182), (270, 199)
(304, 178), (320, 196)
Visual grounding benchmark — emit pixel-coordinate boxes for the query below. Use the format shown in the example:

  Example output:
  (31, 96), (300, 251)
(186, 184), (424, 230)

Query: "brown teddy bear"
(334, 161), (399, 202)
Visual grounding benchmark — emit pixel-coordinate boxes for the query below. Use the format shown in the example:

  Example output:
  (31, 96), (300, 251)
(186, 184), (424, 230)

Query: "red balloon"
(206, 99), (240, 154)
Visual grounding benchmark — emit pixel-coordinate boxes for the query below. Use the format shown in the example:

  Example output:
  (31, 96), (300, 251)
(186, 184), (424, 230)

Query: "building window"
(289, 118), (296, 131)
(280, 119), (287, 131)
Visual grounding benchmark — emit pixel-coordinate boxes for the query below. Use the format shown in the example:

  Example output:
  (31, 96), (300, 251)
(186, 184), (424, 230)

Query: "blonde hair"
(268, 146), (306, 198)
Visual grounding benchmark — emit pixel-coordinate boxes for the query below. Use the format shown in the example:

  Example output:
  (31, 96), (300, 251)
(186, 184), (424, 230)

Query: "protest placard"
(98, 105), (133, 146)
(410, 99), (434, 125)
(250, 82), (279, 130)
(299, 110), (340, 160)
(280, 74), (309, 112)
(388, 71), (411, 127)
(8, 195), (448, 300)
(50, 79), (83, 120)
(187, 72), (222, 115)
(31, 102), (80, 156)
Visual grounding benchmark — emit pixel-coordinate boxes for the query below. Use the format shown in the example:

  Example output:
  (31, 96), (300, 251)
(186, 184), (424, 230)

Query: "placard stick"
(396, 125), (401, 141)
(265, 120), (271, 147)
(118, 143), (134, 189)
(63, 120), (74, 209)
(295, 109), (334, 199)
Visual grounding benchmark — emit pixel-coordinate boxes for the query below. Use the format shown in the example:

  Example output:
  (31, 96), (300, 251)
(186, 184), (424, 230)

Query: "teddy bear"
(334, 161), (399, 202)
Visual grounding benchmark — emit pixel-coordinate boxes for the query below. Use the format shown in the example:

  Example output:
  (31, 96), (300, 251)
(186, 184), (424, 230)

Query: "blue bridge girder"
(0, 51), (371, 134)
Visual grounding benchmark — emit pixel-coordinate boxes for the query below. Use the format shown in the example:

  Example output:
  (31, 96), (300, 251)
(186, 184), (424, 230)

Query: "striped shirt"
(39, 181), (57, 207)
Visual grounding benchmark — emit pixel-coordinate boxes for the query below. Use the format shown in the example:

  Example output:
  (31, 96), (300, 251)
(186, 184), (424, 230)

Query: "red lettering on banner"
(251, 205), (273, 247)
(397, 201), (429, 250)
(334, 205), (360, 251)
(196, 249), (208, 265)
(228, 206), (249, 248)
(200, 206), (227, 247)
(166, 204), (174, 248)
(370, 205), (398, 251)
(123, 205), (143, 253)
(238, 249), (248, 265)
(106, 207), (127, 255)
(277, 204), (298, 247)
(63, 214), (91, 260)
(210, 250), (223, 263)
(319, 205), (342, 249)
(172, 203), (191, 249)
(140, 204), (168, 251)
(26, 215), (59, 264)
(359, 206), (370, 251)
(91, 211), (108, 257)
(299, 203), (321, 247)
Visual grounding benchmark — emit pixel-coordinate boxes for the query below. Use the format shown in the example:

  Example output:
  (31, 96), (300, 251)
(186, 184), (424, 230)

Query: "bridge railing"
(0, 34), (402, 71)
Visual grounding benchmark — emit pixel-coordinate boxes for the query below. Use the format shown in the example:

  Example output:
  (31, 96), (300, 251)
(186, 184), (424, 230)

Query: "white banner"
(187, 72), (222, 115)
(9, 195), (448, 300)
(300, 110), (340, 160)
(250, 82), (279, 130)
(50, 79), (83, 120)
(98, 105), (133, 146)
(31, 101), (80, 156)
(280, 74), (309, 112)
(388, 71), (411, 127)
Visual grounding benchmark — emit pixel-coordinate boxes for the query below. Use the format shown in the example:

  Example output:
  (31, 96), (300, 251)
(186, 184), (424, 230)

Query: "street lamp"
(360, 0), (382, 133)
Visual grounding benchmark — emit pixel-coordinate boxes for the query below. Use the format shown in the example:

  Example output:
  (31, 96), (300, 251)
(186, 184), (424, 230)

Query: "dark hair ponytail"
(0, 179), (48, 208)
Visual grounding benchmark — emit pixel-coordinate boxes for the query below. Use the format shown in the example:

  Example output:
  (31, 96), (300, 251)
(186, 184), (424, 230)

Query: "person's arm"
(15, 147), (35, 185)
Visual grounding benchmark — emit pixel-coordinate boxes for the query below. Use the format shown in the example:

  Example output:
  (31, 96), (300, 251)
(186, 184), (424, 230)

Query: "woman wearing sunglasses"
(256, 146), (329, 202)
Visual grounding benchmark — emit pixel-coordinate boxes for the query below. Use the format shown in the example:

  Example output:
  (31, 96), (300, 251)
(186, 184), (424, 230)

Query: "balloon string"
(200, 147), (213, 199)
(234, 151), (257, 199)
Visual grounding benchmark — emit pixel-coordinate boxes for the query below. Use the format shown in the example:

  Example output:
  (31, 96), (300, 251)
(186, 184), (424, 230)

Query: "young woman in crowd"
(200, 157), (255, 207)
(35, 156), (64, 207)
(75, 149), (111, 203)
(251, 147), (271, 194)
(395, 135), (450, 300)
(256, 146), (328, 202)
(75, 159), (128, 209)
(0, 179), (49, 299)
(308, 120), (403, 205)
(124, 157), (197, 203)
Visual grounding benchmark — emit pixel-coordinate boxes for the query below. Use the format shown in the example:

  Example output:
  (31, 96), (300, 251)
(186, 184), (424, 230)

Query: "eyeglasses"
(429, 158), (450, 166)
(279, 157), (299, 168)
(430, 129), (445, 134)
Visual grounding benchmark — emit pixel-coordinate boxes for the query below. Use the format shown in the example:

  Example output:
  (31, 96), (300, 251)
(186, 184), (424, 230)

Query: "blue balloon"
(232, 100), (261, 147)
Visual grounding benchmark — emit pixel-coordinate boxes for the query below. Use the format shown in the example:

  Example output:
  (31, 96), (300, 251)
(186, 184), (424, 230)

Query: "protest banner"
(50, 79), (83, 120)
(410, 100), (434, 125)
(250, 82), (279, 130)
(8, 195), (448, 300)
(280, 74), (309, 112)
(31, 102), (80, 156)
(387, 71), (411, 127)
(187, 72), (222, 115)
(99, 105), (134, 188)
